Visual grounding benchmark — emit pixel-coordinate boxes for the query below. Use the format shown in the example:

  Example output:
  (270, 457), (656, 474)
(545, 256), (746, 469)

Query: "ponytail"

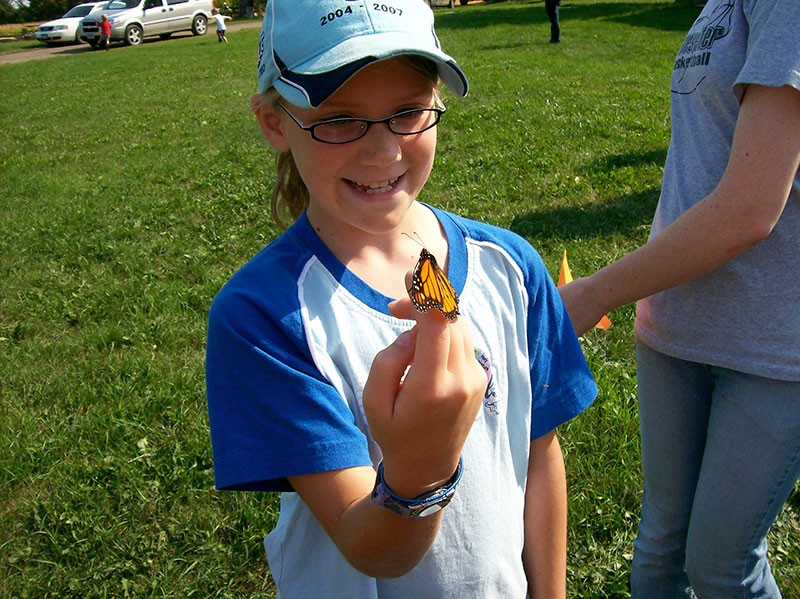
(271, 151), (309, 229)
(253, 90), (310, 230)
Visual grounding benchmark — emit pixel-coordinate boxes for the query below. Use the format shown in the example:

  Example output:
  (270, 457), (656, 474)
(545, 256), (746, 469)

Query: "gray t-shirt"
(635, 0), (800, 382)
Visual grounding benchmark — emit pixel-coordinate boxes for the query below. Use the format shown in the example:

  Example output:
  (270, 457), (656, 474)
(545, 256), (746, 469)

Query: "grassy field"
(2, 1), (798, 597)
(0, 40), (40, 54)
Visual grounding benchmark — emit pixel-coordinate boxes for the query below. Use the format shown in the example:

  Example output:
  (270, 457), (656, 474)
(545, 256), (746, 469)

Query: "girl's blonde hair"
(254, 56), (441, 229)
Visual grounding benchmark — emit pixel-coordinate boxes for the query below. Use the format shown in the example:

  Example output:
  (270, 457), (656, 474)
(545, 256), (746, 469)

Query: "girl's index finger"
(388, 267), (462, 375)
(406, 304), (453, 374)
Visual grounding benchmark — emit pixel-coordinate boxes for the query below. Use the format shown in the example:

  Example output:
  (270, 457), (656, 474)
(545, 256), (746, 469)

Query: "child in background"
(205, 1), (596, 597)
(211, 8), (230, 43)
(98, 14), (111, 50)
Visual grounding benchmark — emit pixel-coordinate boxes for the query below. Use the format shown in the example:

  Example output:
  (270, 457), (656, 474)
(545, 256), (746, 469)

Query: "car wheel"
(125, 24), (142, 46)
(459, 0), (468, 4)
(191, 14), (207, 36)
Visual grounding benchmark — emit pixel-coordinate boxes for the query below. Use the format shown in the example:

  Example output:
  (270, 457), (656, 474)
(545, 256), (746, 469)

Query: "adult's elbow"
(726, 224), (771, 258)
(725, 197), (782, 254)
(744, 212), (779, 247)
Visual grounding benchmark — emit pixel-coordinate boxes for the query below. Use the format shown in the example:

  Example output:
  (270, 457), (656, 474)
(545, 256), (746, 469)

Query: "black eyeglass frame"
(277, 102), (446, 145)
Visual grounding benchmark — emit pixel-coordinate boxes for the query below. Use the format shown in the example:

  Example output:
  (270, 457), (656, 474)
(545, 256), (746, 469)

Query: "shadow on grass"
(510, 147), (666, 241)
(50, 44), (95, 56)
(437, 1), (700, 33)
(593, 147), (668, 172)
(510, 186), (659, 241)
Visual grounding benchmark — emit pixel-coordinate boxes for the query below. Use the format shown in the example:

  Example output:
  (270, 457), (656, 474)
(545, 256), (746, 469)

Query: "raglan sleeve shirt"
(205, 237), (373, 493)
(206, 211), (596, 495)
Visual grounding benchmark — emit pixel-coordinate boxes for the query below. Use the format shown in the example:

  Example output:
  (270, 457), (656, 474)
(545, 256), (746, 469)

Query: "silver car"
(79, 0), (213, 47)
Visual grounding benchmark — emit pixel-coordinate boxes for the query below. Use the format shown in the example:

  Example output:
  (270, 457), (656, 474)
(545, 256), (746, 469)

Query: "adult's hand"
(558, 277), (610, 337)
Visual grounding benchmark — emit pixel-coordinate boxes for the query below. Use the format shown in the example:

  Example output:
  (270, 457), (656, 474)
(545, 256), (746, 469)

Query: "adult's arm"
(560, 83), (800, 336)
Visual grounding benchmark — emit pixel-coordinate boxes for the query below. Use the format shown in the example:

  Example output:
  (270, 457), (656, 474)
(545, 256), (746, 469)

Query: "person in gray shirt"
(560, 1), (800, 597)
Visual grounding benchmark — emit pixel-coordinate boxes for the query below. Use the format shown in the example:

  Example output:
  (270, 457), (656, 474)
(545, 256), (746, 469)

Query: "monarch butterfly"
(407, 246), (460, 321)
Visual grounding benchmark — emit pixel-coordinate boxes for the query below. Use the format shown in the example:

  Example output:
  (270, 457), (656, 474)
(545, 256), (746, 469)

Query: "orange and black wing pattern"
(408, 248), (460, 321)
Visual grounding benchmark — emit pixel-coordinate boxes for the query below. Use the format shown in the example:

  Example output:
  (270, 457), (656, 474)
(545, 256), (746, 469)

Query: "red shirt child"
(99, 16), (112, 36)
(98, 14), (112, 50)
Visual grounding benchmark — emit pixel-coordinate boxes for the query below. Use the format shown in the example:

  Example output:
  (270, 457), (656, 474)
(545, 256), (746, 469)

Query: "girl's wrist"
(381, 455), (463, 498)
(371, 457), (463, 518)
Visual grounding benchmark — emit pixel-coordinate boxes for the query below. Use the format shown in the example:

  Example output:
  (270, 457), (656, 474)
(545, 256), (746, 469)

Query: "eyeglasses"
(277, 103), (446, 144)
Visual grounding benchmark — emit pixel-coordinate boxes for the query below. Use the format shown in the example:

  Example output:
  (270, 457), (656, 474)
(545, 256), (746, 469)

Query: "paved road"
(0, 19), (261, 66)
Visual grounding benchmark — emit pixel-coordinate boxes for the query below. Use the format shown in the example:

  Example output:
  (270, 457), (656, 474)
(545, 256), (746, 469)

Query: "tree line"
(1, 0), (81, 24)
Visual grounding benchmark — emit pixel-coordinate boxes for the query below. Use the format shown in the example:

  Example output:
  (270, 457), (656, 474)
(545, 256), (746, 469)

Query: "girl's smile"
(348, 175), (401, 195)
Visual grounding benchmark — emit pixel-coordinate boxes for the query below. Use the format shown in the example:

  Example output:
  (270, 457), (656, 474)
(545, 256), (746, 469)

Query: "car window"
(106, 0), (141, 9)
(63, 5), (94, 17)
(144, 0), (164, 8)
(166, 0), (188, 4)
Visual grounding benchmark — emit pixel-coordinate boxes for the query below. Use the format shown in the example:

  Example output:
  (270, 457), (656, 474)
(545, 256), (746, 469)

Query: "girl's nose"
(359, 123), (402, 166)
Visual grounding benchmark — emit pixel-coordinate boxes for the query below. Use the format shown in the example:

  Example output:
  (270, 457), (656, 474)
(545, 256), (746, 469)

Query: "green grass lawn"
(1, 1), (798, 597)
(0, 40), (41, 55)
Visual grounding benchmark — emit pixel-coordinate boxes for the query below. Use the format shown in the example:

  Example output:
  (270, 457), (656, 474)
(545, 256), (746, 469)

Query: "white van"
(79, 0), (213, 47)
(36, 2), (109, 45)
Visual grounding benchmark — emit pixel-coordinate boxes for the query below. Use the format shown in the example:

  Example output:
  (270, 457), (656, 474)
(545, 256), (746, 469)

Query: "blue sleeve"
(523, 250), (597, 439)
(205, 267), (372, 492)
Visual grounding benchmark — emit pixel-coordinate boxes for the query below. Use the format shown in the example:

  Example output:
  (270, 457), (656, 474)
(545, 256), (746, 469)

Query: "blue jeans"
(631, 341), (800, 599)
(545, 0), (561, 42)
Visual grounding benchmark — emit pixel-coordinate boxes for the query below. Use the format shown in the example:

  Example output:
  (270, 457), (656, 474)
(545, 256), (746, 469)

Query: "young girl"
(560, 0), (800, 596)
(206, 1), (596, 597)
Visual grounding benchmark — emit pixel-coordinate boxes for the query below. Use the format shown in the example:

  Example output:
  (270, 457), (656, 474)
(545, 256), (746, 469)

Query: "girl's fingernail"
(396, 330), (414, 347)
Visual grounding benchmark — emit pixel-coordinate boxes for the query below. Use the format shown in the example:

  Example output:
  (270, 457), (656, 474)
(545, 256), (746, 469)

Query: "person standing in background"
(559, 1), (800, 596)
(98, 13), (111, 50)
(545, 0), (561, 43)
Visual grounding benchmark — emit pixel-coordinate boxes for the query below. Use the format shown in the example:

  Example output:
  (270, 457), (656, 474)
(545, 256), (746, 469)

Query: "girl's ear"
(251, 94), (290, 153)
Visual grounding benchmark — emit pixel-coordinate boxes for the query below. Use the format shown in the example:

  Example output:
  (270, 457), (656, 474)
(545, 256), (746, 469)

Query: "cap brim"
(273, 32), (468, 108)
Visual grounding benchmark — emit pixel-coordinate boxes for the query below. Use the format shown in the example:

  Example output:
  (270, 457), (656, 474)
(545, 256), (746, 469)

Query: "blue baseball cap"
(257, 0), (469, 108)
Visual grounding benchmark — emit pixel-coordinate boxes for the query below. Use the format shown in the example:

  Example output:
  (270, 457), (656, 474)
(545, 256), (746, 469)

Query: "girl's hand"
(362, 293), (486, 499)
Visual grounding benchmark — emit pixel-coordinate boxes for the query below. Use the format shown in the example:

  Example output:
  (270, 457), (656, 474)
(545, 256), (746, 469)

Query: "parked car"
(35, 1), (109, 45)
(78, 0), (213, 48)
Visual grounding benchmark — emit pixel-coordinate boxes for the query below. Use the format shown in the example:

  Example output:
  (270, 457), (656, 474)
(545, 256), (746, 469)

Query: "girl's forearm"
(332, 492), (443, 578)
(523, 432), (567, 599)
(290, 466), (444, 579)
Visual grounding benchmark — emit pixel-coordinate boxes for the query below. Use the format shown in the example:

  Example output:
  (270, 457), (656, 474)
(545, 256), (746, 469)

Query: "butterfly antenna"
(401, 231), (427, 248)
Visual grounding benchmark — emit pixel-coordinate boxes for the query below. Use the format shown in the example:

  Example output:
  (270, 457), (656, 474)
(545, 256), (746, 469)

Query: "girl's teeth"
(353, 176), (399, 193)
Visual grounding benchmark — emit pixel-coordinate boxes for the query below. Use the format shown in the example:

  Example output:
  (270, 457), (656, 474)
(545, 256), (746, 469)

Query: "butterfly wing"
(408, 248), (460, 321)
